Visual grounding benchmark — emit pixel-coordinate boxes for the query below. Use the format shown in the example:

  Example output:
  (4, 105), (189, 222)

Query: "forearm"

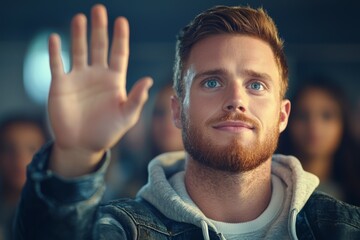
(14, 142), (110, 240)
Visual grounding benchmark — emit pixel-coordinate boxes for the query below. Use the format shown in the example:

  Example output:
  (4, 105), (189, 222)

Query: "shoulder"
(297, 191), (360, 239)
(94, 198), (204, 239)
(305, 191), (360, 220)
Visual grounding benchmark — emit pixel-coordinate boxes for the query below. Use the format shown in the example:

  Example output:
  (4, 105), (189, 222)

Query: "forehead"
(185, 34), (280, 80)
(296, 88), (341, 109)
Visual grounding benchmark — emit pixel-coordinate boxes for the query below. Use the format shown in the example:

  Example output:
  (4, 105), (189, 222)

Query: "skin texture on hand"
(48, 4), (153, 178)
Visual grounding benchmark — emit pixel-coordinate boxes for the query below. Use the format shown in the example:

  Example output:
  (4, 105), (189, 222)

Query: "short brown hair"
(173, 5), (288, 100)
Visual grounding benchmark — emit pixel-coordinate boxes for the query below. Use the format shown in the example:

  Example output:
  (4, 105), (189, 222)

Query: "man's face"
(172, 34), (290, 173)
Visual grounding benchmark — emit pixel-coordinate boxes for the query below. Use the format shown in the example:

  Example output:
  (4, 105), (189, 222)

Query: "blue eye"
(204, 79), (220, 88)
(249, 82), (264, 91)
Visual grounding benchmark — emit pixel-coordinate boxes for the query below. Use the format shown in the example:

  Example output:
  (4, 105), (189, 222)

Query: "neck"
(184, 156), (272, 223)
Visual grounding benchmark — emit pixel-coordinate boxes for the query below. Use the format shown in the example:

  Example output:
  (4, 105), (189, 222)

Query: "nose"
(223, 84), (246, 112)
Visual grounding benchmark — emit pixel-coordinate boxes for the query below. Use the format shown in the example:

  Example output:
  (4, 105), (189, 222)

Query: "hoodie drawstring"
(289, 209), (299, 240)
(200, 220), (210, 240)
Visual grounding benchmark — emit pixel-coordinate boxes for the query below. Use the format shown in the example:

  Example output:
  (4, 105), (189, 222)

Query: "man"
(0, 114), (46, 240)
(15, 4), (360, 240)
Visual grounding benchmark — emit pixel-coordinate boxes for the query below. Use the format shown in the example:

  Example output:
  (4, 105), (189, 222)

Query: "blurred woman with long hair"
(278, 77), (360, 206)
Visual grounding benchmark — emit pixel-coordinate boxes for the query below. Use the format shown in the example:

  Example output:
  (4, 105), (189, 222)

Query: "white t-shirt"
(169, 171), (289, 239)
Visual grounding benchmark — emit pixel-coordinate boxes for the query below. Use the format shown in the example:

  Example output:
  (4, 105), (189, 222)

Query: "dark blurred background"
(0, 0), (359, 117)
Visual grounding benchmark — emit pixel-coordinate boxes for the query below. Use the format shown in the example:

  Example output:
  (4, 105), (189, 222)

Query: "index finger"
(49, 34), (65, 78)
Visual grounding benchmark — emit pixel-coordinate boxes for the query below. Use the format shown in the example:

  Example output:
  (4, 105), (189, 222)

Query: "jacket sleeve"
(13, 142), (111, 240)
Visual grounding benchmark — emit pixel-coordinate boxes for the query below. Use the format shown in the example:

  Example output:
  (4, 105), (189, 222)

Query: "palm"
(48, 5), (152, 154)
(51, 69), (126, 151)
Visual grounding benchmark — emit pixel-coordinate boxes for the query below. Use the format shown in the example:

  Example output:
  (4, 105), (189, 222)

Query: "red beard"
(181, 111), (280, 173)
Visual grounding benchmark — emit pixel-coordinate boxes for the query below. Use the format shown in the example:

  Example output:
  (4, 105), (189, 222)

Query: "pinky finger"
(49, 34), (65, 78)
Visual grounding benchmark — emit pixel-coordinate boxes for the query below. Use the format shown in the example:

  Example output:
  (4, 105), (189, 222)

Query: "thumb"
(124, 77), (153, 119)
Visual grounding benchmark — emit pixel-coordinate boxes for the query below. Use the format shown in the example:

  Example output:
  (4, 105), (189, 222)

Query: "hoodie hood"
(271, 154), (319, 239)
(137, 151), (219, 239)
(137, 152), (319, 240)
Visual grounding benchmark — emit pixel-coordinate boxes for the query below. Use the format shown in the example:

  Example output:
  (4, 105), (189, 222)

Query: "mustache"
(206, 112), (259, 129)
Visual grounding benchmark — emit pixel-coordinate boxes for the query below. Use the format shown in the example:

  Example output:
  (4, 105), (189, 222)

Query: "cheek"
(324, 122), (343, 146)
(187, 92), (219, 121)
(252, 99), (281, 129)
(188, 104), (208, 125)
(188, 98), (221, 123)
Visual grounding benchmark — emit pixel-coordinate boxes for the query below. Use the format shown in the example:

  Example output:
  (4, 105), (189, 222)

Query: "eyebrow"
(193, 68), (273, 82)
(193, 68), (231, 82)
(242, 69), (273, 82)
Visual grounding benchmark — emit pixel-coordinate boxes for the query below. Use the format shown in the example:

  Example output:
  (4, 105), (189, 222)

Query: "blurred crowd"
(0, 114), (48, 240)
(277, 77), (360, 206)
(0, 77), (359, 240)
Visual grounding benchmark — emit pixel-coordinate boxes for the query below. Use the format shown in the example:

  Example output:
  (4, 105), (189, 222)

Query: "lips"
(213, 120), (255, 130)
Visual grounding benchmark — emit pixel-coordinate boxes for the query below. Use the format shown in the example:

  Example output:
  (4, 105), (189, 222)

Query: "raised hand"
(48, 4), (153, 177)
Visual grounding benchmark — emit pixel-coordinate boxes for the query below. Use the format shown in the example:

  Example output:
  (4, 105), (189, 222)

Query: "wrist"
(49, 143), (106, 178)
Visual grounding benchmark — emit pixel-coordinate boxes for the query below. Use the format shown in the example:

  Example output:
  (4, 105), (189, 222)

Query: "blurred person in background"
(278, 78), (360, 205)
(0, 114), (47, 240)
(103, 116), (148, 200)
(150, 83), (184, 158)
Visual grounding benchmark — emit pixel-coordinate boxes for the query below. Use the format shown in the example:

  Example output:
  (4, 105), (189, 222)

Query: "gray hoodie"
(137, 152), (319, 240)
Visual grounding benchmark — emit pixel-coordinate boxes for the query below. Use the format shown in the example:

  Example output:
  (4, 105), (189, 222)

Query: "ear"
(279, 99), (291, 133)
(171, 95), (182, 129)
